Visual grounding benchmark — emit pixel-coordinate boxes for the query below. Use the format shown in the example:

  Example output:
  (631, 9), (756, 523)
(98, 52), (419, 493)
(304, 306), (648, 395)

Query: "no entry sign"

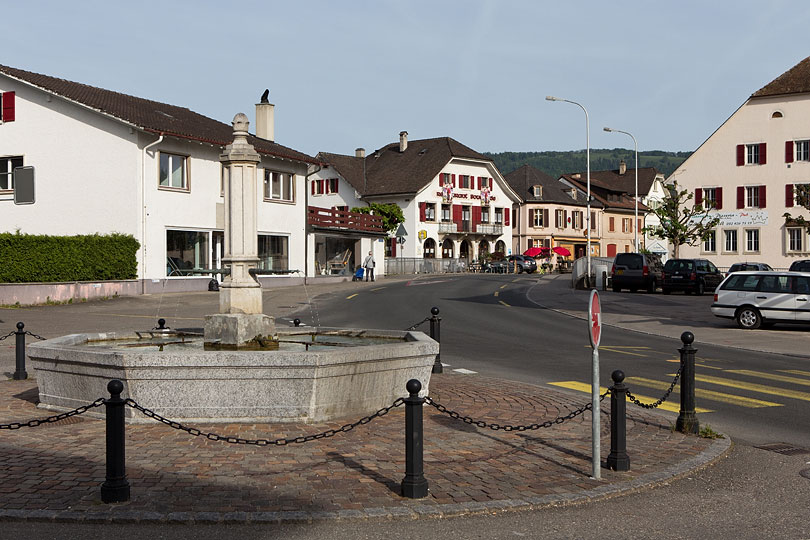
(588, 289), (601, 348)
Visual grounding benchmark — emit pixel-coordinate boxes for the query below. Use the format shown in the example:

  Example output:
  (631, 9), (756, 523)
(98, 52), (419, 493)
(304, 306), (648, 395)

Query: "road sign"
(395, 223), (408, 237)
(588, 289), (601, 348)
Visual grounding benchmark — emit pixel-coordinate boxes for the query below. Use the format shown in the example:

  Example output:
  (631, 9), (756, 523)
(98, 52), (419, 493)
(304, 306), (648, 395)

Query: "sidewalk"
(0, 276), (730, 524)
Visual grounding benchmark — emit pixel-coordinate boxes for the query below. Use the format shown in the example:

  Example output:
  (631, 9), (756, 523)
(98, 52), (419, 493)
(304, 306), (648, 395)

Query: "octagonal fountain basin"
(28, 327), (437, 424)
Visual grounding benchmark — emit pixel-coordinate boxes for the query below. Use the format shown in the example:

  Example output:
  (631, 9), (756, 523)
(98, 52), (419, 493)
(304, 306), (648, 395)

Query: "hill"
(483, 149), (691, 179)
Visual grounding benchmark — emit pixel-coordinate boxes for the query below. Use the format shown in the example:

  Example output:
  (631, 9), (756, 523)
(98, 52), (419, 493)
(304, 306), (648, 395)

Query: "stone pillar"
(204, 113), (276, 349)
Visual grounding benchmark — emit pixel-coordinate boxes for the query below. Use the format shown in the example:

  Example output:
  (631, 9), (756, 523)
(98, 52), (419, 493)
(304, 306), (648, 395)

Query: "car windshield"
(615, 254), (642, 269)
(665, 260), (694, 272)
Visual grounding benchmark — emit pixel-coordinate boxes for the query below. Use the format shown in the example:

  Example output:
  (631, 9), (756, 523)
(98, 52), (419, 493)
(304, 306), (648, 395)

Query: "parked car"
(711, 271), (810, 329)
(506, 255), (537, 274)
(661, 258), (724, 295)
(610, 252), (663, 293)
(483, 259), (508, 273)
(789, 260), (810, 272)
(727, 262), (774, 275)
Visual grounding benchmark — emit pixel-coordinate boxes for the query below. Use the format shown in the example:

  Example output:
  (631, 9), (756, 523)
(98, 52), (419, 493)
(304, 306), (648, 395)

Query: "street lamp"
(546, 96), (591, 286)
(604, 127), (639, 251)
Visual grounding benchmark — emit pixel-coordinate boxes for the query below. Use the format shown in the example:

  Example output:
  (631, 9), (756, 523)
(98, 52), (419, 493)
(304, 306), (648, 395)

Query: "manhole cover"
(754, 442), (810, 456)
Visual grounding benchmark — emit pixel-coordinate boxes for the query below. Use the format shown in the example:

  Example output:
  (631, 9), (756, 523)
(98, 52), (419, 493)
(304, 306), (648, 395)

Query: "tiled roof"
(560, 172), (648, 212)
(752, 56), (810, 98)
(504, 164), (595, 207)
(564, 165), (661, 196)
(320, 137), (492, 196)
(0, 64), (318, 165)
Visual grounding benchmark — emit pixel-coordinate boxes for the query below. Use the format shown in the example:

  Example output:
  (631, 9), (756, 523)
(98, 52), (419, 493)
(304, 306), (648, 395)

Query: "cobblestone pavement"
(0, 374), (729, 523)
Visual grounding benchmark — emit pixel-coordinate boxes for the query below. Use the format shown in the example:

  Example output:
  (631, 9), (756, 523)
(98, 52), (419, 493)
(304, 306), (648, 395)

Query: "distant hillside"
(483, 149), (691, 179)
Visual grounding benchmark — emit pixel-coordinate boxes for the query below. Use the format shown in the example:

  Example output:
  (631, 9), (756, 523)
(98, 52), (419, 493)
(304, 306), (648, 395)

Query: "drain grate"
(754, 442), (810, 456)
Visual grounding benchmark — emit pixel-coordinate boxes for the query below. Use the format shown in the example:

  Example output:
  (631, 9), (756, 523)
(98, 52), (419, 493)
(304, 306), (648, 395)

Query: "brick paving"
(0, 373), (729, 523)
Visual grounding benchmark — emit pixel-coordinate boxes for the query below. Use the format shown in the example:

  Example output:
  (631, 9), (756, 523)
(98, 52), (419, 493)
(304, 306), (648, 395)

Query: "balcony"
(307, 206), (386, 234)
(477, 223), (503, 236)
(437, 222), (503, 236)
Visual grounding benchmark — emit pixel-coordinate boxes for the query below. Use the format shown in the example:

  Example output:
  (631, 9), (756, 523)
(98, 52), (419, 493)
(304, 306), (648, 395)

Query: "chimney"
(255, 89), (275, 142)
(399, 131), (408, 152)
(619, 159), (627, 175)
(356, 148), (366, 158)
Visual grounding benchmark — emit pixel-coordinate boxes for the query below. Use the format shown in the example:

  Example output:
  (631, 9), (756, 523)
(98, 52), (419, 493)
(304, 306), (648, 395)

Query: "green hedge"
(0, 232), (140, 283)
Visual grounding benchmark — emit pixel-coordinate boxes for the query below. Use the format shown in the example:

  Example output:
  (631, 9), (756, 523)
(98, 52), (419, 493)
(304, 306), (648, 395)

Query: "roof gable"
(752, 56), (810, 98)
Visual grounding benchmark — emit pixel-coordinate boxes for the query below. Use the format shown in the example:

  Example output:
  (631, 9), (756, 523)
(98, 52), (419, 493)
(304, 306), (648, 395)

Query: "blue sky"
(5, 1), (810, 157)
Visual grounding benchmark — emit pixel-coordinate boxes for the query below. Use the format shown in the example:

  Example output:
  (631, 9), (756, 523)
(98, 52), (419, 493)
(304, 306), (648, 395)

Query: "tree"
(350, 202), (404, 234)
(643, 181), (720, 258)
(783, 183), (810, 230)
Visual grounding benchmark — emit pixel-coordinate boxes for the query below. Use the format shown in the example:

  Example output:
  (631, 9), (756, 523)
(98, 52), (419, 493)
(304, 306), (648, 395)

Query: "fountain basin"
(28, 328), (437, 424)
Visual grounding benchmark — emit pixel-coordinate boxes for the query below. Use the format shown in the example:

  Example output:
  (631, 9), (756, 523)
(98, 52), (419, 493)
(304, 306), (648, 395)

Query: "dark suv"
(661, 258), (723, 295)
(610, 252), (663, 293)
(506, 255), (537, 274)
(789, 260), (810, 272)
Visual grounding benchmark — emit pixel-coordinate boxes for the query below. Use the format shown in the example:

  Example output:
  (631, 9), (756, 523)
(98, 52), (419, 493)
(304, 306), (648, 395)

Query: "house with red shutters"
(670, 55), (810, 268)
(314, 132), (520, 267)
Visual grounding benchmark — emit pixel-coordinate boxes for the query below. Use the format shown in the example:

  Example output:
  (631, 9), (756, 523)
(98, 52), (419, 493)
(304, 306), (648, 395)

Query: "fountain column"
(204, 113), (276, 349)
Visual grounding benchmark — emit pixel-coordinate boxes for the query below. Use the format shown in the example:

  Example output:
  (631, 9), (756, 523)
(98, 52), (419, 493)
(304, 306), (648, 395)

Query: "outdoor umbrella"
(552, 246), (571, 257)
(523, 247), (546, 257)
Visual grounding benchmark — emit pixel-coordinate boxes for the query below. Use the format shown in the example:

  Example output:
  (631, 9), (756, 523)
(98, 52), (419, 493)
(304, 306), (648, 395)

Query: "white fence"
(385, 257), (468, 275)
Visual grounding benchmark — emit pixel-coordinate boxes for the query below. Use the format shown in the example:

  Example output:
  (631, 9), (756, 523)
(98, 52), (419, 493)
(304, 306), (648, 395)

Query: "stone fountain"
(28, 115), (437, 424)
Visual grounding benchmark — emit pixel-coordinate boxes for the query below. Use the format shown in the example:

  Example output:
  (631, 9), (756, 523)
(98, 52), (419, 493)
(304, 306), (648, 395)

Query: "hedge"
(0, 232), (140, 283)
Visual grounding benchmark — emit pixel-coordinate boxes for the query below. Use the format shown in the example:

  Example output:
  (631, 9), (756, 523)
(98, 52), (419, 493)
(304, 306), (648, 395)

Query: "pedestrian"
(363, 250), (376, 282)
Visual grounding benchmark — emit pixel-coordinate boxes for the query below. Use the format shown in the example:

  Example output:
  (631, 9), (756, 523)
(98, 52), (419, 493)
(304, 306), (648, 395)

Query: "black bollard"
(401, 379), (428, 498)
(156, 318), (168, 331)
(13, 322), (27, 380)
(101, 380), (130, 503)
(294, 318), (301, 327)
(606, 370), (630, 471)
(676, 331), (700, 434)
(429, 307), (442, 374)
(208, 278), (219, 292)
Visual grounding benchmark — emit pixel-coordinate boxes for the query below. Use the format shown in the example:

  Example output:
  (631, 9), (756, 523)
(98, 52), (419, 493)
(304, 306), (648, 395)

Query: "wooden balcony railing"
(307, 206), (386, 233)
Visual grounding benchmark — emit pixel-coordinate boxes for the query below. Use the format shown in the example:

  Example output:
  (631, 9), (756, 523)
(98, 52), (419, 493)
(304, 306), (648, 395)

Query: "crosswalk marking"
(725, 369), (810, 388)
(676, 373), (810, 402)
(625, 376), (782, 408)
(453, 368), (477, 374)
(548, 381), (712, 413)
(499, 300), (510, 307)
(777, 370), (810, 378)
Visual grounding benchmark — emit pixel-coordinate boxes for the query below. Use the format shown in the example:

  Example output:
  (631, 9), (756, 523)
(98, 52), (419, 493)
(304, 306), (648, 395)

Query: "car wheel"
(630, 288), (638, 293)
(696, 280), (705, 296)
(662, 287), (671, 295)
(736, 307), (762, 330)
(612, 285), (620, 293)
(647, 279), (657, 294)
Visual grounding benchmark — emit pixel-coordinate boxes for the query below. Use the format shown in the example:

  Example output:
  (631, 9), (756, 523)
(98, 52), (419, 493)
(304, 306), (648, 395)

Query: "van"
(661, 258), (723, 295)
(711, 271), (810, 329)
(610, 252), (663, 293)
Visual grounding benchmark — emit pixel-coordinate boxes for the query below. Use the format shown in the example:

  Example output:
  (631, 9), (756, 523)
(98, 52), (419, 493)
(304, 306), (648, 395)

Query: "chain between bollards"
(676, 331), (699, 434)
(606, 370), (630, 471)
(401, 379), (429, 498)
(101, 380), (130, 503)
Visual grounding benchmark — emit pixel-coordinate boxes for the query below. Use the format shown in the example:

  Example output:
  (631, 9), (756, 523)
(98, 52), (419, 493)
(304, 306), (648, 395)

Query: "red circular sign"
(588, 289), (601, 348)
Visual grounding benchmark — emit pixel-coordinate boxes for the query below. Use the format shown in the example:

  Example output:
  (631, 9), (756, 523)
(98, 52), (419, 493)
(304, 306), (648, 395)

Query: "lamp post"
(604, 127), (639, 251)
(546, 96), (591, 286)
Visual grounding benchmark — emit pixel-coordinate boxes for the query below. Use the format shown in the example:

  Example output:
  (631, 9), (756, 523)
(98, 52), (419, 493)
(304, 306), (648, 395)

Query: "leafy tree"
(642, 181), (720, 258)
(351, 202), (404, 234)
(782, 183), (810, 230)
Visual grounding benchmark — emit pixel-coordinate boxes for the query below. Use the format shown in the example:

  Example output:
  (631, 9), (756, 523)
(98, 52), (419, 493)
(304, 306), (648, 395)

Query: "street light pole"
(547, 96), (590, 286)
(604, 127), (638, 252)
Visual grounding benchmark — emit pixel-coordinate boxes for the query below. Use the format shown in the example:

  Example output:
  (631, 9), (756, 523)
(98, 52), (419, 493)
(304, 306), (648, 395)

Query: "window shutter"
(759, 143), (767, 165)
(544, 209), (549, 227)
(504, 207), (510, 226)
(311, 180), (315, 195)
(489, 178), (493, 189)
(737, 186), (744, 208)
(334, 179), (338, 193)
(452, 204), (462, 226)
(1, 91), (14, 122)
(786, 184), (795, 208)
(637, 218), (642, 232)
(715, 187), (723, 210)
(786, 141), (794, 163)
(419, 202), (426, 222)
(736, 144), (744, 166)
(760, 185), (766, 208)
(391, 238), (397, 257)
(609, 217), (615, 232)
(472, 206), (481, 230)
(451, 174), (456, 187)
(476, 177), (481, 190)
(694, 188), (703, 206)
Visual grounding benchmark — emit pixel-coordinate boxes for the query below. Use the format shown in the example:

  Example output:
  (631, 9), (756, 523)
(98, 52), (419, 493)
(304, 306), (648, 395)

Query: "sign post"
(588, 289), (602, 479)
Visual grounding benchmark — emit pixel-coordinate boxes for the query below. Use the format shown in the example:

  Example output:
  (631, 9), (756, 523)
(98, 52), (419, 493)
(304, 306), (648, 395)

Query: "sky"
(5, 1), (810, 157)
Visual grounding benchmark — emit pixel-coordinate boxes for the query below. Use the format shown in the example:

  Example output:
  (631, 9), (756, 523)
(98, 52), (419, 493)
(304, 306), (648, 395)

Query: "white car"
(711, 271), (810, 329)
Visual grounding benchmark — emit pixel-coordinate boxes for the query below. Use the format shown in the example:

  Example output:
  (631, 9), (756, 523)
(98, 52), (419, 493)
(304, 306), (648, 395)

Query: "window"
(703, 230), (716, 253)
(533, 185), (542, 198)
(555, 209), (565, 228)
(745, 229), (760, 252)
(745, 186), (761, 208)
(166, 230), (208, 275)
(0, 156), (23, 191)
(494, 208), (503, 224)
(220, 165), (226, 197)
(746, 144), (760, 164)
(702, 187), (717, 207)
(424, 203), (436, 221)
(265, 171), (294, 201)
(796, 140), (810, 162)
(724, 229), (738, 253)
(590, 211), (597, 231)
(441, 173), (451, 185)
(572, 211), (583, 229)
(622, 218), (632, 233)
(258, 235), (289, 270)
(480, 206), (489, 223)
(159, 153), (188, 190)
(459, 175), (471, 189)
(441, 204), (451, 222)
(532, 209), (544, 227)
(788, 227), (804, 252)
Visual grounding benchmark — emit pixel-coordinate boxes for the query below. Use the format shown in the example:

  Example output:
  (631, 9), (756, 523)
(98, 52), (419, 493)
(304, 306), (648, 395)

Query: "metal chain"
(626, 363), (683, 409)
(406, 317), (430, 331)
(424, 390), (610, 432)
(24, 331), (47, 341)
(124, 397), (405, 445)
(0, 331), (14, 341)
(0, 398), (105, 429)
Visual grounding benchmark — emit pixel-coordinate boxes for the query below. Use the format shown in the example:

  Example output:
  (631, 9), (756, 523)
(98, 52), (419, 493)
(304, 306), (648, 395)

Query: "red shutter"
(737, 186), (744, 208)
(759, 143), (767, 165)
(544, 209), (549, 227)
(311, 180), (315, 195)
(609, 217), (615, 232)
(489, 178), (493, 189)
(564, 210), (568, 228)
(1, 91), (14, 122)
(715, 187), (723, 209)
(760, 185), (766, 208)
(504, 207), (510, 226)
(451, 174), (456, 187)
(786, 141), (794, 163)
(452, 204), (462, 226)
(786, 184), (795, 207)
(472, 206), (481, 231)
(476, 177), (481, 190)
(694, 188), (703, 206)
(419, 202), (426, 222)
(391, 238), (396, 257)
(736, 144), (744, 166)
(637, 218), (642, 232)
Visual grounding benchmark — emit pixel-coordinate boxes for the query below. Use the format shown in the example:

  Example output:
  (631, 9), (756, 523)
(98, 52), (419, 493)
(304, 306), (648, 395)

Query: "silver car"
(711, 271), (810, 329)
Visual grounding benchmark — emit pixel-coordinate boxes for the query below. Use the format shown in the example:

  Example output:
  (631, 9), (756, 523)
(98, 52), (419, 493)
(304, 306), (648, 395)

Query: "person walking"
(363, 251), (376, 282)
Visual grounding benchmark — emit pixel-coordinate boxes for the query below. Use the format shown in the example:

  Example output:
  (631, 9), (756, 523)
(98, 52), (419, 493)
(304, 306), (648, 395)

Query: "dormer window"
(569, 188), (577, 199)
(533, 185), (542, 198)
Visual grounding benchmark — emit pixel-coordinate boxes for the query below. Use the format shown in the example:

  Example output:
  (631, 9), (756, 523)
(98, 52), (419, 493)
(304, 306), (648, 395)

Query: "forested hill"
(483, 149), (691, 179)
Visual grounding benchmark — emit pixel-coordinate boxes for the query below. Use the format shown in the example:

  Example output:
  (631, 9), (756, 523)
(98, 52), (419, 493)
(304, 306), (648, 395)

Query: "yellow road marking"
(626, 377), (782, 408)
(512, 278), (520, 283)
(346, 293), (358, 299)
(371, 287), (385, 291)
(494, 291), (499, 297)
(549, 381), (711, 413)
(500, 284), (508, 289)
(725, 370), (810, 387)
(499, 300), (510, 307)
(599, 347), (649, 357)
(696, 363), (725, 370)
(778, 370), (810, 378)
(675, 373), (810, 402)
